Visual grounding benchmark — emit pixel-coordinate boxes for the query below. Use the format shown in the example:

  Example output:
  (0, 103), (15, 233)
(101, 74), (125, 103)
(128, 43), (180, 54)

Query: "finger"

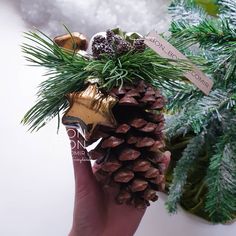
(159, 150), (171, 191)
(163, 150), (171, 165)
(66, 127), (96, 192)
(104, 194), (146, 236)
(159, 151), (171, 174)
(92, 162), (100, 174)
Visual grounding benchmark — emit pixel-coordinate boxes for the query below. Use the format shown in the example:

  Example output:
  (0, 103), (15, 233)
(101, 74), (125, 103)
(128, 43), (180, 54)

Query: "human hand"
(67, 127), (146, 236)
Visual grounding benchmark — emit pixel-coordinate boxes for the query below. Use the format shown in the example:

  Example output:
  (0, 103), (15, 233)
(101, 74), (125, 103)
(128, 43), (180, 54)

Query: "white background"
(0, 0), (235, 235)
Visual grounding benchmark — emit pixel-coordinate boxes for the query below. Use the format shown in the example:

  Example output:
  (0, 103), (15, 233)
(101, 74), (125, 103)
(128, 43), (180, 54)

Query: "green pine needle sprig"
(21, 31), (91, 131)
(21, 30), (189, 131)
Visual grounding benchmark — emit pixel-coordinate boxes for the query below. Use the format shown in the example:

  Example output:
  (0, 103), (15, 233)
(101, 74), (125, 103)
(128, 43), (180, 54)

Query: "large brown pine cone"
(88, 81), (171, 209)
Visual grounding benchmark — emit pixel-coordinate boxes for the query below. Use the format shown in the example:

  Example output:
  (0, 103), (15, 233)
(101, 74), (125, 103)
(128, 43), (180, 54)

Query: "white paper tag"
(144, 31), (213, 95)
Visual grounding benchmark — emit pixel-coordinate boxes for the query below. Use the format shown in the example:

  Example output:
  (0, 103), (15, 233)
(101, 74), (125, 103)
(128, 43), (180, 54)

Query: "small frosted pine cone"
(92, 35), (114, 58)
(133, 39), (146, 52)
(92, 31), (133, 57)
(106, 30), (115, 44)
(116, 40), (133, 55)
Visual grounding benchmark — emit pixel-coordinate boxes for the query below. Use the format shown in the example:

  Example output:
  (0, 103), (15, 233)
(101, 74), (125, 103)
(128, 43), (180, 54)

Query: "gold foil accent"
(54, 32), (88, 51)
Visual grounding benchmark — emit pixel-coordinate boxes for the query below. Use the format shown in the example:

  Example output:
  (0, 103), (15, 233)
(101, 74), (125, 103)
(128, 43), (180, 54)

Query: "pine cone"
(106, 30), (115, 44)
(92, 30), (145, 57)
(116, 40), (133, 55)
(133, 39), (146, 52)
(92, 35), (114, 58)
(88, 81), (170, 208)
(113, 35), (124, 45)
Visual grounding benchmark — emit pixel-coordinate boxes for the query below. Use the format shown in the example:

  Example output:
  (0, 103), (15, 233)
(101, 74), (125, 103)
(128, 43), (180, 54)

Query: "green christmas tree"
(165, 0), (236, 224)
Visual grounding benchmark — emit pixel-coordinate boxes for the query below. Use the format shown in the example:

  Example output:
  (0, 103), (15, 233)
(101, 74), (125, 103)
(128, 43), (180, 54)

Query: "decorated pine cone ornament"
(22, 28), (186, 209)
(62, 30), (169, 209)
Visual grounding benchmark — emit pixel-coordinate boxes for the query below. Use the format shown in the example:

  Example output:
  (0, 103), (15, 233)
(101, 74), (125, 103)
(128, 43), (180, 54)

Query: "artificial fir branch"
(165, 134), (205, 213)
(166, 89), (234, 136)
(167, 0), (236, 120)
(169, 0), (207, 25)
(165, 118), (222, 220)
(170, 19), (236, 48)
(165, 0), (236, 223)
(169, 0), (236, 85)
(166, 0), (236, 132)
(170, 18), (236, 83)
(165, 113), (191, 139)
(166, 84), (202, 112)
(219, 0), (236, 27)
(205, 140), (236, 223)
(184, 89), (233, 133)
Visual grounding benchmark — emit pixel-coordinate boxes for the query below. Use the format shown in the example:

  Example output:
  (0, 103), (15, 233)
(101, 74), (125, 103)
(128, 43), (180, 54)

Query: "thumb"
(66, 127), (96, 193)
